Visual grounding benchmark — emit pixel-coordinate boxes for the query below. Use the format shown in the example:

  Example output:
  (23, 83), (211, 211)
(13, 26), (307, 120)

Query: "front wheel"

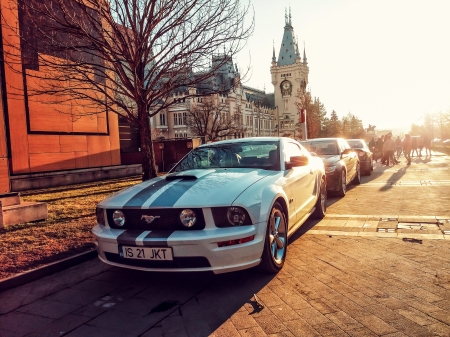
(336, 170), (347, 197)
(258, 202), (287, 273)
(352, 163), (361, 185)
(312, 176), (327, 219)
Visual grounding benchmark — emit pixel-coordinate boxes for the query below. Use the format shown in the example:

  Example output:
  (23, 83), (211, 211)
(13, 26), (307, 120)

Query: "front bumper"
(325, 171), (341, 191)
(92, 223), (266, 274)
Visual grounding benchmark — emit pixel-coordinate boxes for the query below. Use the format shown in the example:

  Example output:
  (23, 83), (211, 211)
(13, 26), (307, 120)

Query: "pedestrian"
(403, 134), (412, 165)
(395, 136), (402, 158)
(411, 137), (418, 157)
(418, 136), (424, 157)
(382, 133), (399, 165)
(375, 135), (384, 163)
(369, 137), (376, 152)
(423, 134), (432, 157)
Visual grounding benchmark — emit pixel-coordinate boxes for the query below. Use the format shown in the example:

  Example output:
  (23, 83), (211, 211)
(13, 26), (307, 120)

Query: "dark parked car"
(346, 139), (373, 175)
(300, 138), (360, 196)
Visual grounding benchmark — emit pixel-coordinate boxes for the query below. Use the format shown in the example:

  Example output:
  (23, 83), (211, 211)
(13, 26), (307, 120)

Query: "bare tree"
(4, 0), (253, 180)
(185, 95), (241, 142)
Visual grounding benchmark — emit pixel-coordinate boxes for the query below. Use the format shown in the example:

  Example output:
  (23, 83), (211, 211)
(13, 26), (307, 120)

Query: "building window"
(174, 112), (186, 126)
(159, 112), (166, 126)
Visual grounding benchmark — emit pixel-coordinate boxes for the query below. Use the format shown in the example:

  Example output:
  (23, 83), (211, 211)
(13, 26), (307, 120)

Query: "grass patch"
(0, 176), (141, 280)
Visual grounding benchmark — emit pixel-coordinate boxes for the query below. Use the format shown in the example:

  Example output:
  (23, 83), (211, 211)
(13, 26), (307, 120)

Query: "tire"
(258, 201), (287, 273)
(352, 163), (361, 185)
(312, 176), (327, 219)
(336, 170), (347, 197)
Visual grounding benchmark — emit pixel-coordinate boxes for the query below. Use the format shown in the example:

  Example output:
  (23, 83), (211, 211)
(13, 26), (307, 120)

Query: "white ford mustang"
(93, 137), (326, 274)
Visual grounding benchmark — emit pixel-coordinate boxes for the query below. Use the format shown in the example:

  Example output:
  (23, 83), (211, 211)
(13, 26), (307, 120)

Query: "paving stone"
(310, 322), (348, 337)
(229, 311), (259, 330)
(253, 314), (288, 334)
(16, 298), (82, 319)
(345, 326), (379, 337)
(296, 307), (330, 326)
(427, 322), (450, 336)
(65, 324), (137, 337)
(238, 326), (269, 336)
(325, 310), (363, 331)
(396, 307), (439, 326)
(0, 311), (54, 335)
(284, 318), (321, 336)
(87, 308), (161, 335)
(356, 314), (398, 335)
(25, 314), (91, 337)
(388, 316), (436, 336)
(427, 309), (450, 325)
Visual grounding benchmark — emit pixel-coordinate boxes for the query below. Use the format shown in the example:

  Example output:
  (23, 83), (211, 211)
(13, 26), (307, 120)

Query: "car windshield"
(347, 140), (365, 149)
(171, 141), (280, 172)
(301, 140), (339, 155)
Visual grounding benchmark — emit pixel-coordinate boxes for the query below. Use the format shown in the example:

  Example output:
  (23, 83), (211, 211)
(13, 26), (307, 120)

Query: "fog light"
(217, 235), (255, 247)
(180, 209), (197, 227)
(112, 210), (125, 227)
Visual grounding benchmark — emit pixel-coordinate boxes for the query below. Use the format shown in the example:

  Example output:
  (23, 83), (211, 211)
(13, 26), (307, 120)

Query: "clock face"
(281, 81), (292, 96)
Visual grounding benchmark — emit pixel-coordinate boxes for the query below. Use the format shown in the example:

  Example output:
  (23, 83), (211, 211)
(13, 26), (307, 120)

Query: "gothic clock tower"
(271, 9), (309, 139)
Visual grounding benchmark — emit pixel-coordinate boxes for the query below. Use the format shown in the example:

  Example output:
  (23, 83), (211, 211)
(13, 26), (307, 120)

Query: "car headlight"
(96, 207), (105, 226)
(325, 165), (337, 173)
(227, 207), (246, 226)
(112, 210), (126, 227)
(180, 209), (197, 227)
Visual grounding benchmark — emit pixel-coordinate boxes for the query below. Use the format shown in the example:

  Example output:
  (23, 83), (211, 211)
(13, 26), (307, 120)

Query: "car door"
(283, 141), (315, 226)
(339, 139), (356, 183)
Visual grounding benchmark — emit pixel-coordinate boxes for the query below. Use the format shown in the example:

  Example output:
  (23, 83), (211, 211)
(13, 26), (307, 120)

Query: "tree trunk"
(138, 107), (158, 181)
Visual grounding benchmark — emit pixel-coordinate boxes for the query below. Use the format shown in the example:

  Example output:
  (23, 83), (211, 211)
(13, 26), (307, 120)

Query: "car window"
(347, 140), (365, 149)
(301, 140), (339, 155)
(340, 140), (350, 152)
(171, 141), (280, 172)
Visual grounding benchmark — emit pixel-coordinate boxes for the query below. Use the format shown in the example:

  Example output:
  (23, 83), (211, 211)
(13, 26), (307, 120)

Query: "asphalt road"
(0, 152), (449, 337)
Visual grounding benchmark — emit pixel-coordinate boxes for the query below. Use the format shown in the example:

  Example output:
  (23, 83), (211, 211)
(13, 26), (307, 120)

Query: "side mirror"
(341, 148), (353, 157)
(286, 155), (309, 169)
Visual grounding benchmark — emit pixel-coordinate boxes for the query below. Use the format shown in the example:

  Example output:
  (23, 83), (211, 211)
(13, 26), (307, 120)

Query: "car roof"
(198, 137), (288, 147)
(300, 138), (344, 142)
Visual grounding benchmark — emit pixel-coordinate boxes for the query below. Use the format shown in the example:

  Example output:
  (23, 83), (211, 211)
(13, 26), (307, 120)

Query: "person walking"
(411, 137), (418, 157)
(403, 134), (412, 165)
(369, 137), (376, 152)
(383, 133), (399, 165)
(395, 136), (402, 158)
(423, 134), (432, 157)
(375, 135), (384, 163)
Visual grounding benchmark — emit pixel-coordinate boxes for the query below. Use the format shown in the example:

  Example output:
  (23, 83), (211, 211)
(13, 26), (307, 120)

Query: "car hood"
(317, 155), (341, 166)
(99, 168), (276, 208)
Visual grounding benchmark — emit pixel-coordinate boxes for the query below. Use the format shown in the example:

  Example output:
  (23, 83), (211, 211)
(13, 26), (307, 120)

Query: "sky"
(236, 0), (450, 132)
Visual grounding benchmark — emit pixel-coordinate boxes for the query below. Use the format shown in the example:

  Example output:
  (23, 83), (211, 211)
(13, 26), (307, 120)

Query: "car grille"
(106, 208), (205, 230)
(104, 252), (211, 269)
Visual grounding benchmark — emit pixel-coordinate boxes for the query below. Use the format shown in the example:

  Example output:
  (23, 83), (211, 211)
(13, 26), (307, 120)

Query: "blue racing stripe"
(150, 179), (200, 207)
(142, 230), (175, 247)
(123, 178), (170, 207)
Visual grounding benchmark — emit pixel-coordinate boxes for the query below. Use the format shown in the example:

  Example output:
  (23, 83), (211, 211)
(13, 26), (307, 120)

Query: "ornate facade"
(153, 11), (309, 142)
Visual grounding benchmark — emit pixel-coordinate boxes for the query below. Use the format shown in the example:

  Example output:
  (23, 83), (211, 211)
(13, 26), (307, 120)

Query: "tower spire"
(285, 8), (287, 25)
(272, 40), (276, 63)
(303, 41), (308, 65)
(289, 7), (292, 26)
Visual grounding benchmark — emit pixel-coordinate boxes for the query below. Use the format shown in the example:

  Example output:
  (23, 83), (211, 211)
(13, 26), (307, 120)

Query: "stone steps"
(0, 192), (47, 228)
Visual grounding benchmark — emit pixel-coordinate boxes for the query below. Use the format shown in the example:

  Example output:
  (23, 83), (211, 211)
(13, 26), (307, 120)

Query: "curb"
(0, 249), (98, 293)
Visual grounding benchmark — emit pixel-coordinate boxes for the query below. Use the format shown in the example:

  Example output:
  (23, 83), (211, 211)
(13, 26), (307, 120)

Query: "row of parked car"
(92, 136), (370, 275)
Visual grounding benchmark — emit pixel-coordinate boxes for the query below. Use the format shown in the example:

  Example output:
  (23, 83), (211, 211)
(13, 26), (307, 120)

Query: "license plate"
(119, 246), (173, 261)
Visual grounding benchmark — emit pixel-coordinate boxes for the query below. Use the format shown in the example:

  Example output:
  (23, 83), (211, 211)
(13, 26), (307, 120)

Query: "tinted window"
(301, 140), (339, 155)
(171, 141), (280, 172)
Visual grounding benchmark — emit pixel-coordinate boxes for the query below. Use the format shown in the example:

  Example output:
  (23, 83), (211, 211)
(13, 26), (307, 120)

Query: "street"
(0, 152), (449, 337)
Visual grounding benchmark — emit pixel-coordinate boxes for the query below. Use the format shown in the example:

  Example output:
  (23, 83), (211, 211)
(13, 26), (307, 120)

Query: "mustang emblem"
(141, 215), (160, 224)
